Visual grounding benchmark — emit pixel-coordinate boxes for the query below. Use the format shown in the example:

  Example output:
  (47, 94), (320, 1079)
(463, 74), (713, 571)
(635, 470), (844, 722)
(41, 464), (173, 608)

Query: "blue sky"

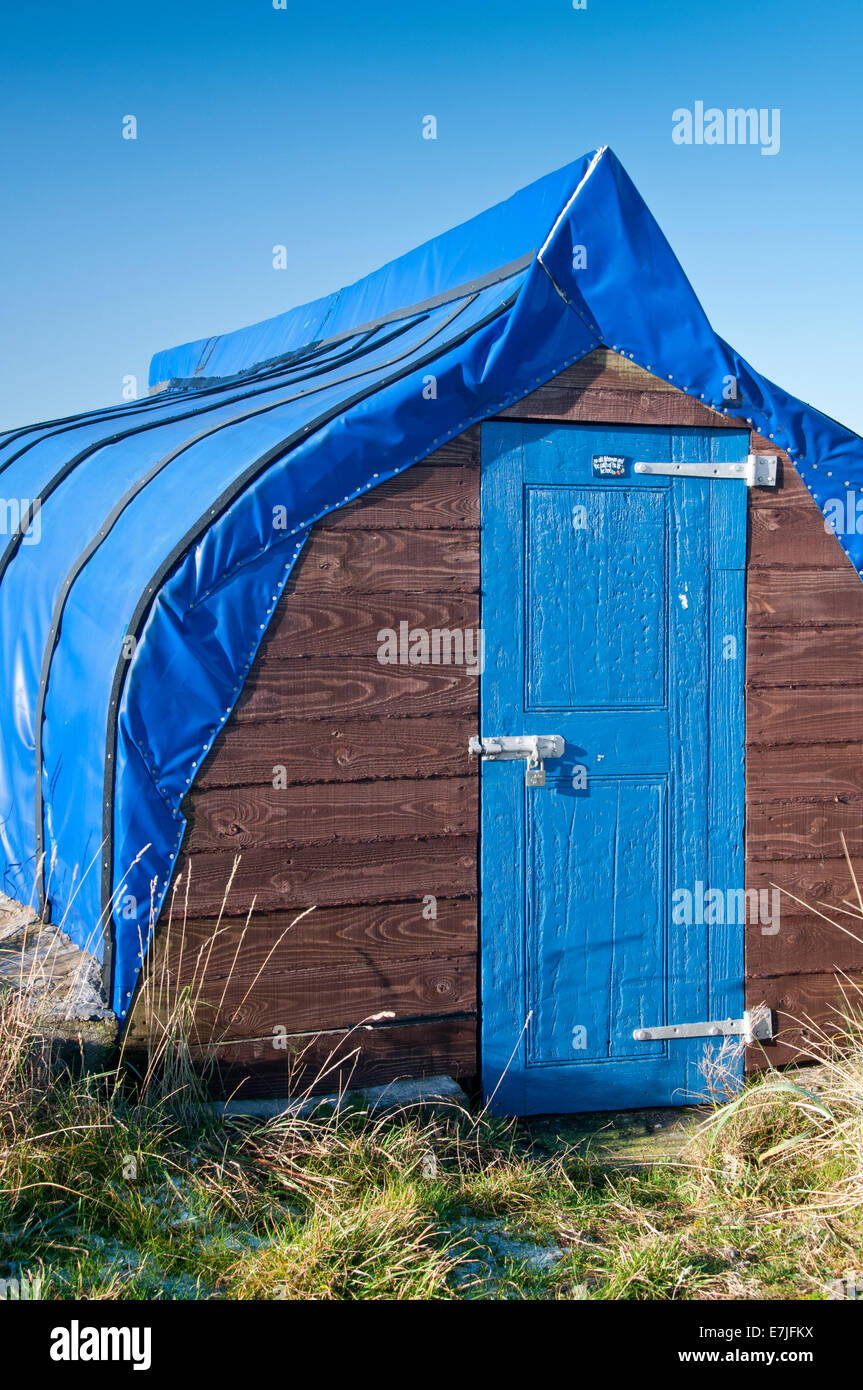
(2, 0), (861, 431)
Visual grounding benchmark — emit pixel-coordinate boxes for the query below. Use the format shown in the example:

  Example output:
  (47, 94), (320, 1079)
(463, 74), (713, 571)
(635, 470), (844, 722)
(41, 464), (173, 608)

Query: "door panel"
(480, 421), (747, 1115)
(526, 485), (668, 709)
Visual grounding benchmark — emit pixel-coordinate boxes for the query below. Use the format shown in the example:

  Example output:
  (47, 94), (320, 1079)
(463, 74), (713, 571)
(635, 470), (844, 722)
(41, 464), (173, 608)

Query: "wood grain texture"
(744, 432), (860, 1058)
(177, 836), (477, 915)
(747, 799), (863, 861)
(747, 627), (863, 686)
(746, 916), (863, 979)
(291, 529), (479, 593)
(186, 777), (477, 850)
(480, 417), (747, 1114)
(497, 349), (743, 429)
(748, 569), (863, 628)
(260, 593), (480, 658)
(747, 686), (863, 747)
(746, 971), (863, 1068)
(124, 1016), (478, 1098)
(749, 503), (850, 569)
(746, 743), (863, 801)
(234, 659), (478, 724)
(140, 898), (477, 978)
(319, 466), (479, 529)
(748, 857), (857, 903)
(196, 717), (477, 788)
(132, 953), (476, 1043)
(414, 429), (480, 469)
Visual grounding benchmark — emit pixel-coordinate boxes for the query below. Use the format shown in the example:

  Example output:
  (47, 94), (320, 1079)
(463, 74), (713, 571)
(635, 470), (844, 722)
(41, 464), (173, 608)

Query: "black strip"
(180, 323), (389, 394)
(99, 287), (517, 1005)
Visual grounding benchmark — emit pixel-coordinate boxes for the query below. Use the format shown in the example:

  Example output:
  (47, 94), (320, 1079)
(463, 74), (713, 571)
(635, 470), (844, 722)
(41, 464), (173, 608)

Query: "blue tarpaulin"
(1, 145), (861, 1019)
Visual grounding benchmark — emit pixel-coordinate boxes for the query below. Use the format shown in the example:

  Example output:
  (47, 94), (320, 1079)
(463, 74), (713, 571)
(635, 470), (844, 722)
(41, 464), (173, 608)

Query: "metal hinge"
(633, 1005), (774, 1045)
(634, 455), (778, 487)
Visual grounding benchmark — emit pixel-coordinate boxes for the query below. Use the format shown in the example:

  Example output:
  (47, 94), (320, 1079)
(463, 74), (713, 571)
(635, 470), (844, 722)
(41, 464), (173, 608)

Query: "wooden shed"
(6, 147), (863, 1115)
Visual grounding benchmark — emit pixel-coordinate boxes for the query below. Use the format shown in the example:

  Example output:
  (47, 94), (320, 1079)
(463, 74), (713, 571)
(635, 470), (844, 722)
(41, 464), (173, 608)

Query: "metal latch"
(633, 1005), (774, 1045)
(634, 455), (778, 487)
(468, 734), (565, 787)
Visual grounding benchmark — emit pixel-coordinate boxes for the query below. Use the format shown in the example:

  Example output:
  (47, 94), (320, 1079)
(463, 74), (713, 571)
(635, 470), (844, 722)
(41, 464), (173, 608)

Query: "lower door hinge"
(633, 1006), (774, 1045)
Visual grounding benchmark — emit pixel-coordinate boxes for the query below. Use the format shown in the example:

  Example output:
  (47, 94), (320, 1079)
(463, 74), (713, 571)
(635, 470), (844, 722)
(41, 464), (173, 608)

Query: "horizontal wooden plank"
(131, 951), (476, 1043)
(747, 568), (863, 628)
(746, 743), (863, 801)
(234, 659), (478, 723)
(747, 798), (863, 861)
(747, 627), (863, 686)
(553, 350), (680, 392)
(178, 836), (478, 916)
(291, 529), (479, 593)
(748, 502), (850, 569)
(203, 1015), (478, 1097)
(260, 593), (480, 658)
(319, 466), (478, 530)
(499, 383), (732, 429)
(197, 717), (476, 788)
(746, 915), (863, 979)
(748, 857), (859, 905)
(152, 899), (476, 976)
(186, 777), (477, 850)
(746, 970), (863, 1068)
(421, 429), (480, 469)
(747, 686), (863, 747)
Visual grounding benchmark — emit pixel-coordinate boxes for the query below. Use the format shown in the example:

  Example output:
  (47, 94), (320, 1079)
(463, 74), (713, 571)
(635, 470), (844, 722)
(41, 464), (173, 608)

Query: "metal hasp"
(633, 1005), (774, 1046)
(634, 454), (778, 487)
(468, 734), (565, 760)
(468, 734), (564, 789)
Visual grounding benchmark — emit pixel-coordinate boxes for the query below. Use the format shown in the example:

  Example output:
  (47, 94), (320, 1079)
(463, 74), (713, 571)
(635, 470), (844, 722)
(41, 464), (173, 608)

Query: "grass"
(1, 988), (862, 1301)
(1, 857), (862, 1300)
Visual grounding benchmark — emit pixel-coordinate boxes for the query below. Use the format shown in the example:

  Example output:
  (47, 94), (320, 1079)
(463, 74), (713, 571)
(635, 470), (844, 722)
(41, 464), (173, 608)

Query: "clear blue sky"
(2, 0), (861, 432)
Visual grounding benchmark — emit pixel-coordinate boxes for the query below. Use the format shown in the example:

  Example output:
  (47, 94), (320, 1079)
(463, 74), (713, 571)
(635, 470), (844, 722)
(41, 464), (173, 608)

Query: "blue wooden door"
(480, 421), (748, 1115)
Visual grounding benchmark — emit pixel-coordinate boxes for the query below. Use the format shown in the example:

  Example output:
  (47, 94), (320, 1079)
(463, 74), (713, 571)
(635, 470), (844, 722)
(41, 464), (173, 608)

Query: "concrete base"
(207, 1073), (469, 1120)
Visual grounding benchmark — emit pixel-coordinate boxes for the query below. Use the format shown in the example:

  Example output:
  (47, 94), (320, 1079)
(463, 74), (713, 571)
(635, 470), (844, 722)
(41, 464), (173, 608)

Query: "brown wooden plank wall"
(745, 436), (863, 1064)
(129, 432), (482, 1096)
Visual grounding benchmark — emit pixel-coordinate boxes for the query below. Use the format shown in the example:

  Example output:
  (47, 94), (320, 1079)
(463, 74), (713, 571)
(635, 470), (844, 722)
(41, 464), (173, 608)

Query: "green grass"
(2, 1008), (862, 1301)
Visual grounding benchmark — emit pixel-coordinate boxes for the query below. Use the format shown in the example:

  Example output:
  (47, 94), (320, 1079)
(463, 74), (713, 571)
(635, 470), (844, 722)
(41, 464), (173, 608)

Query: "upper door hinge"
(634, 455), (777, 487)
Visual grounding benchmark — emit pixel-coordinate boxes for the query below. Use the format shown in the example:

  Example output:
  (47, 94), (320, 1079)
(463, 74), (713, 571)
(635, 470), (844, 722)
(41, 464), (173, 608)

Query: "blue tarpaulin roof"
(1, 145), (861, 1019)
